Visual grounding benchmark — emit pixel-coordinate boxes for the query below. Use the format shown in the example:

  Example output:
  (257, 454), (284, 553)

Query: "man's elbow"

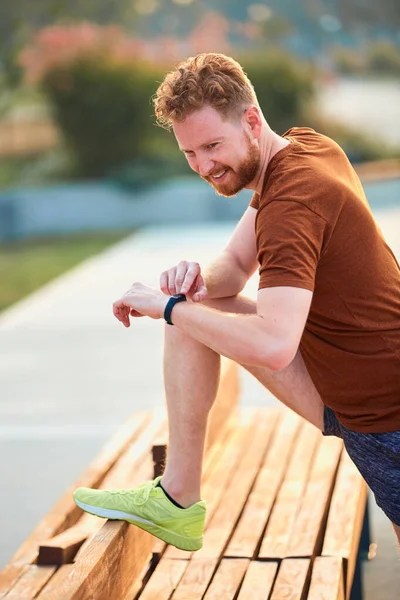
(256, 341), (297, 372)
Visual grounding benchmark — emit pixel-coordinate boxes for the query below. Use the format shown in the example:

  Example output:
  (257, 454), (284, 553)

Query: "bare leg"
(393, 523), (400, 547)
(161, 324), (221, 507)
(161, 294), (324, 507)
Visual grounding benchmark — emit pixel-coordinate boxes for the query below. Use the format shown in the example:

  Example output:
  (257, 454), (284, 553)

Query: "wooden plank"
(36, 520), (153, 600)
(95, 409), (166, 490)
(202, 559), (249, 600)
(36, 414), (171, 597)
(170, 559), (218, 600)
(202, 409), (276, 527)
(152, 438), (167, 478)
(226, 409), (301, 558)
(270, 559), (310, 600)
(72, 527), (102, 565)
(41, 516), (103, 567)
(2, 361), (239, 597)
(0, 411), (151, 597)
(37, 411), (166, 567)
(200, 406), (240, 487)
(162, 408), (262, 561)
(258, 421), (321, 559)
(127, 559), (155, 599)
(322, 451), (368, 598)
(2, 565), (56, 599)
(205, 359), (240, 453)
(56, 453), (157, 596)
(286, 437), (343, 558)
(152, 413), (239, 559)
(192, 409), (280, 561)
(152, 538), (168, 559)
(236, 561), (278, 600)
(190, 412), (254, 521)
(151, 358), (240, 482)
(38, 528), (89, 566)
(167, 411), (267, 594)
(32, 566), (75, 599)
(138, 559), (187, 600)
(72, 418), (165, 565)
(307, 557), (345, 600)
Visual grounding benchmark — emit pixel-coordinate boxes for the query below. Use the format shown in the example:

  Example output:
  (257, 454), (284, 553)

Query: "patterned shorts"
(323, 406), (400, 526)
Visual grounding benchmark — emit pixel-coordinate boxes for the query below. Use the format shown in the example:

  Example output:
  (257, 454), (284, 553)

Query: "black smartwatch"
(164, 293), (187, 325)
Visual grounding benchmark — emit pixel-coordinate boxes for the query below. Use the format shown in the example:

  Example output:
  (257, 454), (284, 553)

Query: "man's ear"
(243, 105), (262, 139)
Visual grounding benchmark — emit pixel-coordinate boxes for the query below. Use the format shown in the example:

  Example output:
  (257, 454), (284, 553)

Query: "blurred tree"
(187, 12), (232, 55)
(19, 24), (161, 177)
(329, 46), (366, 75)
(241, 51), (315, 134)
(2, 0), (400, 88)
(0, 1), (138, 86)
(330, 40), (400, 76)
(260, 15), (295, 46)
(337, 0), (400, 27)
(367, 41), (400, 75)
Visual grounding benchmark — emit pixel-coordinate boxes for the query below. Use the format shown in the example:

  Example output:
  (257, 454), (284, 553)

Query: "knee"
(164, 321), (188, 342)
(164, 320), (204, 349)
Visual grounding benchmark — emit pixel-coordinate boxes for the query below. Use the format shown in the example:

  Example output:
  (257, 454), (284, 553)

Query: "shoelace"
(132, 481), (154, 506)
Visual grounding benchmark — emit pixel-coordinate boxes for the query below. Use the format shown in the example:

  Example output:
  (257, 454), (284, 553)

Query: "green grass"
(0, 231), (130, 313)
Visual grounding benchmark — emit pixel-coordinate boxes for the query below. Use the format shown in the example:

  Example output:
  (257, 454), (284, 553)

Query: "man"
(74, 53), (400, 550)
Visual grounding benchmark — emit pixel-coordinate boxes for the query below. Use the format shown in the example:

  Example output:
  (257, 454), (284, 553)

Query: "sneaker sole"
(74, 498), (203, 552)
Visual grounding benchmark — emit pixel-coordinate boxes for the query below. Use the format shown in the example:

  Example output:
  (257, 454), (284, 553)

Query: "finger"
(181, 262), (200, 294)
(113, 302), (123, 321)
(119, 307), (130, 327)
(122, 306), (131, 327)
(130, 309), (145, 318)
(160, 271), (169, 295)
(113, 301), (130, 327)
(192, 286), (208, 302)
(187, 272), (204, 297)
(167, 267), (177, 295)
(191, 274), (207, 301)
(175, 261), (188, 293)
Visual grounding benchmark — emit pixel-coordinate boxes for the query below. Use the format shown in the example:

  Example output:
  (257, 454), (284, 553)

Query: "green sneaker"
(73, 476), (206, 551)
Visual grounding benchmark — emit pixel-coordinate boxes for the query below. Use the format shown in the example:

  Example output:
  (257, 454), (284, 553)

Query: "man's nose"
(197, 156), (215, 177)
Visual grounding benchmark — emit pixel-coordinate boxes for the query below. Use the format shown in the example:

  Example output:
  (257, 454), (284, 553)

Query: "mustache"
(204, 167), (230, 180)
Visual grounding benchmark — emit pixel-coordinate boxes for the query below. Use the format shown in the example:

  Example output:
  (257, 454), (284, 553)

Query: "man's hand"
(160, 261), (208, 302)
(113, 282), (168, 327)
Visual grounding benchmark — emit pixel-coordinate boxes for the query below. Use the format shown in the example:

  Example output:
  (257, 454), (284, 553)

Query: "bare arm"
(168, 285), (313, 370)
(203, 207), (259, 299)
(114, 281), (312, 370)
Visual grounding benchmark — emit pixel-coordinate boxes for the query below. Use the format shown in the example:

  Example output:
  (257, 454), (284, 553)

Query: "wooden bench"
(0, 359), (371, 600)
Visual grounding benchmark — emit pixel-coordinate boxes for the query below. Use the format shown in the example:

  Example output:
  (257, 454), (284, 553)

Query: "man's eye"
(207, 143), (218, 149)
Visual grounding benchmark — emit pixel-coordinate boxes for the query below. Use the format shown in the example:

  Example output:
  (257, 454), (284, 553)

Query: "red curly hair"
(153, 53), (257, 129)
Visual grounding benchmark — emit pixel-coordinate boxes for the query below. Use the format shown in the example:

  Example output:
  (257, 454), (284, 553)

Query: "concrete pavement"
(1, 210), (400, 598)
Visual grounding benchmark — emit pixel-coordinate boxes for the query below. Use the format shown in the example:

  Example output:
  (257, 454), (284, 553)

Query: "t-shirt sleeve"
(256, 200), (327, 292)
(249, 192), (259, 209)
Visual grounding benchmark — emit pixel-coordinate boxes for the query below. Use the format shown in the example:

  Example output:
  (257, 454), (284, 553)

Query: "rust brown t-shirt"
(250, 127), (400, 433)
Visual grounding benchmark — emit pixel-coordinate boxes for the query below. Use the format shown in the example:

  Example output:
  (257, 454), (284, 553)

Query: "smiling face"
(173, 105), (261, 197)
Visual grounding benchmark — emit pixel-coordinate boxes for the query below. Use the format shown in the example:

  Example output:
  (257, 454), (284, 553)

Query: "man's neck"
(250, 125), (290, 195)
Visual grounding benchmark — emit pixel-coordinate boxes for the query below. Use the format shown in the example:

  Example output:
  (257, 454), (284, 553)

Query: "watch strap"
(164, 294), (187, 325)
